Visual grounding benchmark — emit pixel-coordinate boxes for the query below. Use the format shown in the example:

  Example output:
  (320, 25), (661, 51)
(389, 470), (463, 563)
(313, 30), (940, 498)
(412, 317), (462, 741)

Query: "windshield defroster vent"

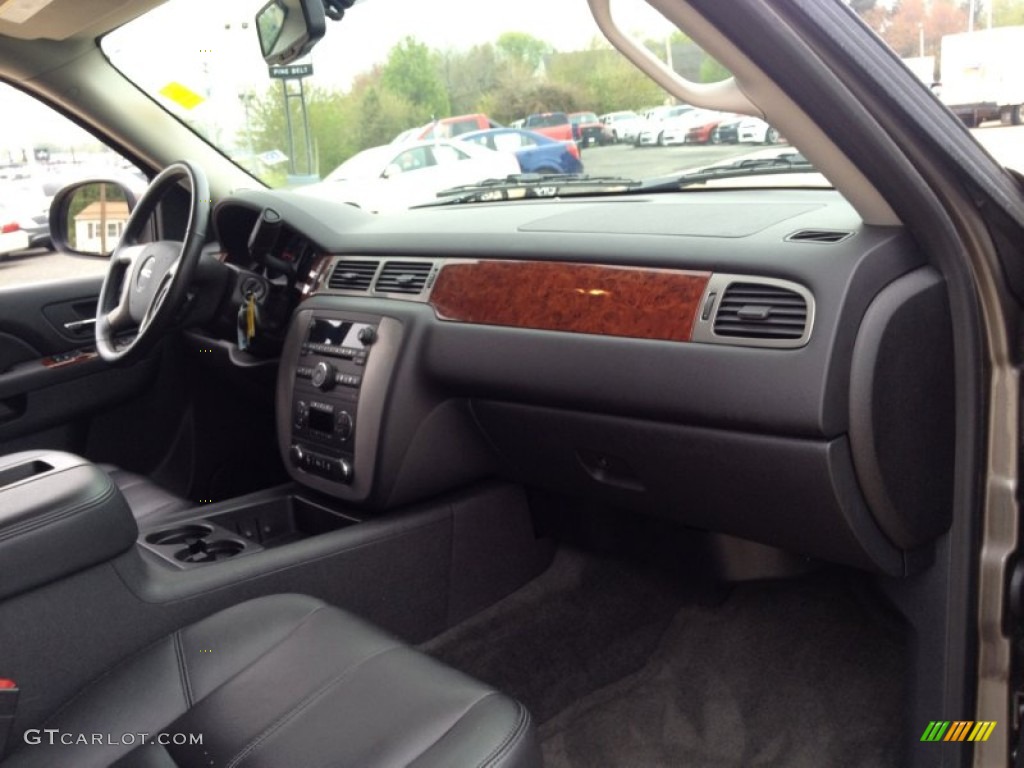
(328, 259), (379, 291)
(375, 261), (434, 295)
(786, 229), (852, 244)
(692, 275), (814, 349)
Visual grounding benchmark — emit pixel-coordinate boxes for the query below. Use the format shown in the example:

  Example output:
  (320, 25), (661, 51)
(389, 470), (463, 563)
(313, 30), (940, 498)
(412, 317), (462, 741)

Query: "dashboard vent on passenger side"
(375, 261), (433, 295)
(713, 282), (808, 340)
(785, 229), (852, 244)
(328, 260), (379, 291)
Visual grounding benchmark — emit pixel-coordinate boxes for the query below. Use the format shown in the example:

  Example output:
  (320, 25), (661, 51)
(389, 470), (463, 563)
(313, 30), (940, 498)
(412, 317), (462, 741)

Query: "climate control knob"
(311, 361), (336, 391)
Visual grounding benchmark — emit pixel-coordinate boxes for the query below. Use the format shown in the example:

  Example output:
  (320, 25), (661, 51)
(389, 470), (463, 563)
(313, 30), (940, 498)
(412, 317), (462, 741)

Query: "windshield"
(101, 0), (1024, 209)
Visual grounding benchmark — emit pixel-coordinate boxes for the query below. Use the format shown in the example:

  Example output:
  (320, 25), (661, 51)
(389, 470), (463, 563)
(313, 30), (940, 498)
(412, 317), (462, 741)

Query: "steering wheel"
(95, 161), (210, 363)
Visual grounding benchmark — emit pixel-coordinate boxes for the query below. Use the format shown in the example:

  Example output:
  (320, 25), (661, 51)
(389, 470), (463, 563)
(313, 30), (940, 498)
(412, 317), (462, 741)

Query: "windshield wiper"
(638, 153), (821, 192)
(421, 155), (822, 207)
(420, 173), (641, 206)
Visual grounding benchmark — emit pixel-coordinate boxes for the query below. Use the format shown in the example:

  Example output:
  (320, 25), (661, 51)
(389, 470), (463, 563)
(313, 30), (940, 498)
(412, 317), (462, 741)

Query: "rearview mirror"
(256, 0), (327, 65)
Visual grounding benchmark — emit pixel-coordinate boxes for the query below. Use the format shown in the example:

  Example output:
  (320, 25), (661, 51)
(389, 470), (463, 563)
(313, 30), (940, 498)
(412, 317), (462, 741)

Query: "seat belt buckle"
(0, 679), (19, 758)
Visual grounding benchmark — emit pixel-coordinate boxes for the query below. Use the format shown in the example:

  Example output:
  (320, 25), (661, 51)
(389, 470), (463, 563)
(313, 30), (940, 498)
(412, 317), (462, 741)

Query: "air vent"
(327, 259), (379, 291)
(786, 229), (852, 244)
(375, 261), (433, 294)
(714, 282), (808, 340)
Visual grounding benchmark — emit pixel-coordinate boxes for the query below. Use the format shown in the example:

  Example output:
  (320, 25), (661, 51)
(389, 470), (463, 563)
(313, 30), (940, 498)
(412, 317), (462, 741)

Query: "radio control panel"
(277, 308), (402, 502)
(288, 317), (378, 485)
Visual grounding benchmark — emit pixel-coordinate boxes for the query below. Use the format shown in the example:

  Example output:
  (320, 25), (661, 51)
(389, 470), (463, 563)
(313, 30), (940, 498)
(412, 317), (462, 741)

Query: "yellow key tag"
(246, 293), (256, 342)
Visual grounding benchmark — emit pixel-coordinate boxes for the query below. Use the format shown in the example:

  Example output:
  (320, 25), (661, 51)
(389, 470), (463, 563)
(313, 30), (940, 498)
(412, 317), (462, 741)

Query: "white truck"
(939, 26), (1024, 126)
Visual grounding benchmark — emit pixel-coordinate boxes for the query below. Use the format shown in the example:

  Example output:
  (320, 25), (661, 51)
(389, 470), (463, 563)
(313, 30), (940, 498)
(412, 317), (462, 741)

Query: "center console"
(276, 308), (403, 501)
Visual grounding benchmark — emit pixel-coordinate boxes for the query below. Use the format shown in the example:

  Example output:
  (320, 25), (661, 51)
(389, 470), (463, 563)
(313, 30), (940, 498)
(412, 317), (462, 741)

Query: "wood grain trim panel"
(430, 260), (711, 341)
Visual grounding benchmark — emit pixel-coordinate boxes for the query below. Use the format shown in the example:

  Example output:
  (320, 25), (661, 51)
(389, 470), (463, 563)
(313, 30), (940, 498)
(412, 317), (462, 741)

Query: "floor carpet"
(422, 548), (906, 768)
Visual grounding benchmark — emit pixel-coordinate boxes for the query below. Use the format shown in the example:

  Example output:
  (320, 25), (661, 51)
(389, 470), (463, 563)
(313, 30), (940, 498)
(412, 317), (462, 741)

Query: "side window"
(430, 145), (470, 164)
(493, 133), (525, 152)
(0, 83), (144, 288)
(393, 147), (433, 172)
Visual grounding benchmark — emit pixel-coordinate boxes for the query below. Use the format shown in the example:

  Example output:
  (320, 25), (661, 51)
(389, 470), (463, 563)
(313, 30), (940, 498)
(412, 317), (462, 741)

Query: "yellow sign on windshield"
(159, 81), (204, 111)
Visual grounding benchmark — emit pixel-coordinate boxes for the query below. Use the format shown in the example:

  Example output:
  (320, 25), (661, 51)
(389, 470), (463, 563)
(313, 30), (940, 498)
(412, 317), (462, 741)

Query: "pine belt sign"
(269, 63), (313, 79)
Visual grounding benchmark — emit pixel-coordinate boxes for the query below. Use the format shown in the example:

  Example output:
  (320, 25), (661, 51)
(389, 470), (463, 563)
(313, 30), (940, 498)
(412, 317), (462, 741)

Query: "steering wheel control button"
(311, 361), (336, 390)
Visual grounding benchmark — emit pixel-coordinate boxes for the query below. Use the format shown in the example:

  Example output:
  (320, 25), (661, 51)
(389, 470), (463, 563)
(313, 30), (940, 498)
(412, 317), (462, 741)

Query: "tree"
(495, 32), (551, 73)
(853, 0), (969, 57)
(437, 44), (501, 115)
(992, 0), (1024, 26)
(245, 84), (362, 183)
(380, 37), (450, 119)
(547, 43), (664, 114)
(480, 81), (579, 124)
(698, 56), (731, 83)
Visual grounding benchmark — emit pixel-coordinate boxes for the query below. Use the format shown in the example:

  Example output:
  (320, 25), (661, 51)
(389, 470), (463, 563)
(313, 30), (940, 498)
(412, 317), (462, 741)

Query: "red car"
(569, 111), (605, 147)
(685, 116), (726, 144)
(524, 112), (576, 144)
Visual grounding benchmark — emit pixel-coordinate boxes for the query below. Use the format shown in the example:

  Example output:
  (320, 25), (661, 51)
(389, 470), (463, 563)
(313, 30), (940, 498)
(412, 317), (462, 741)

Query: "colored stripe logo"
(921, 721), (997, 742)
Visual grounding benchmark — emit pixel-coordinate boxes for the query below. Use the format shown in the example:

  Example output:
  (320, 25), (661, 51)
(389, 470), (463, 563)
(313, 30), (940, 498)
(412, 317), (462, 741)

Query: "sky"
(4, 0), (679, 152)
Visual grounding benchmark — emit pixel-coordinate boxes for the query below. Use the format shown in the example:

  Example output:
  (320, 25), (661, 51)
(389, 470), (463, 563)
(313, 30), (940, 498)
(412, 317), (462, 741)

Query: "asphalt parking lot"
(580, 141), (764, 178)
(3, 124), (1023, 288)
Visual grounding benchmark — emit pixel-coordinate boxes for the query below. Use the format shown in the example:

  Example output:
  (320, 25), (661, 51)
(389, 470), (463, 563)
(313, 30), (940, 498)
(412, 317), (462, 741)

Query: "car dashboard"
(207, 187), (954, 578)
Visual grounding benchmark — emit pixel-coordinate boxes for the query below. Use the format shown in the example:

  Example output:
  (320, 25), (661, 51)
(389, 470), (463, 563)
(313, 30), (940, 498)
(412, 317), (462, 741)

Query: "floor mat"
(423, 549), (906, 768)
(422, 548), (703, 723)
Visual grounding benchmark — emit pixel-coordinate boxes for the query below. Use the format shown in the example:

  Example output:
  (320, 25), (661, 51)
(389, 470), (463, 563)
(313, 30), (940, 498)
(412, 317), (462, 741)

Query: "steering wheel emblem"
(137, 256), (157, 289)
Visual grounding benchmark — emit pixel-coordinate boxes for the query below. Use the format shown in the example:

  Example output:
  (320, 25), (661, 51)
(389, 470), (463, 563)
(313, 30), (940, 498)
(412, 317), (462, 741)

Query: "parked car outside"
(710, 115), (744, 144)
(738, 117), (784, 144)
(658, 108), (718, 145)
(523, 112), (576, 143)
(598, 110), (643, 144)
(634, 104), (700, 146)
(299, 139), (519, 213)
(0, 202), (30, 256)
(569, 111), (604, 147)
(458, 128), (583, 175)
(393, 114), (502, 144)
(685, 113), (730, 144)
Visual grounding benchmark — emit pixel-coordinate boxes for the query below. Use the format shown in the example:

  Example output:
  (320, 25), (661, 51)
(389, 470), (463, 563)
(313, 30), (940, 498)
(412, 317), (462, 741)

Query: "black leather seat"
(99, 464), (194, 522)
(4, 594), (540, 768)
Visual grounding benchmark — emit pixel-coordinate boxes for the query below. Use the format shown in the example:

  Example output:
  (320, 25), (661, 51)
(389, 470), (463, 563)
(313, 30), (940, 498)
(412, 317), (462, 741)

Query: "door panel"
(0, 276), (158, 450)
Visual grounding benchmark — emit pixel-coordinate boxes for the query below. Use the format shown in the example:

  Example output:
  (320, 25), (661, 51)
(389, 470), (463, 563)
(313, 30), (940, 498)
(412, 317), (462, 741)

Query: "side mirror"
(49, 181), (139, 257)
(256, 0), (327, 65)
(382, 164), (402, 179)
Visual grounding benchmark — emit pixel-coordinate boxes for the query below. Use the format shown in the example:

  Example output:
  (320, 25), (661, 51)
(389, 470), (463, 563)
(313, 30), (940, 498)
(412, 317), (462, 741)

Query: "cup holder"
(174, 538), (246, 564)
(145, 524), (213, 546)
(140, 520), (257, 568)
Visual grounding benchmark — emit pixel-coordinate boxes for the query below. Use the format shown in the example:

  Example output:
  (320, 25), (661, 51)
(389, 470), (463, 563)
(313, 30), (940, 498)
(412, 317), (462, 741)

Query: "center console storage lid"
(0, 450), (137, 599)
